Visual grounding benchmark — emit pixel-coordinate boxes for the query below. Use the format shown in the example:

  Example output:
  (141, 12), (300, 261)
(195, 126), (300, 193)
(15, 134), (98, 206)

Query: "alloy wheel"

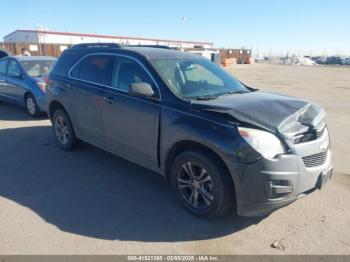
(54, 115), (70, 145)
(177, 162), (214, 209)
(26, 97), (36, 115)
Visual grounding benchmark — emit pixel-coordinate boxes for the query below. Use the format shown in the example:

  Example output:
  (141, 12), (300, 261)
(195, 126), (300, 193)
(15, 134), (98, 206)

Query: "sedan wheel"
(25, 95), (38, 116)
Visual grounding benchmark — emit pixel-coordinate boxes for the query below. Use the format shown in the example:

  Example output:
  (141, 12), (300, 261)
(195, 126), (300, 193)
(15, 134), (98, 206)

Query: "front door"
(6, 59), (26, 102)
(0, 59), (8, 99)
(102, 56), (161, 168)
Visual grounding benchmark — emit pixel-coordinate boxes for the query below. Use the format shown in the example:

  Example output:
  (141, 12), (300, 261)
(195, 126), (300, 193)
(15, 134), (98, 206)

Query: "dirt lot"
(0, 64), (349, 254)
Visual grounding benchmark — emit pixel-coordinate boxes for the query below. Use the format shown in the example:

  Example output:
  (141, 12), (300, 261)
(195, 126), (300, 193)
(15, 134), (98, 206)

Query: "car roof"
(10, 56), (57, 61)
(69, 45), (200, 61)
(121, 47), (200, 60)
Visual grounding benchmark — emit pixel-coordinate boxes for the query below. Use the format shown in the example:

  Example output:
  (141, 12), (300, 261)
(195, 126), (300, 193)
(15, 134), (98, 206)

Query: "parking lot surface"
(0, 64), (349, 254)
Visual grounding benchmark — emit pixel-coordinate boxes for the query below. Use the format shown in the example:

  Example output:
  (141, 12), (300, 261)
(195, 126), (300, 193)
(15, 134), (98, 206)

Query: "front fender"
(160, 106), (260, 172)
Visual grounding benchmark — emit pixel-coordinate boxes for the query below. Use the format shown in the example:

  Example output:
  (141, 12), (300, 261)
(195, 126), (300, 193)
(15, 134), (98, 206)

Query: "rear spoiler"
(72, 43), (122, 49)
(71, 43), (172, 50)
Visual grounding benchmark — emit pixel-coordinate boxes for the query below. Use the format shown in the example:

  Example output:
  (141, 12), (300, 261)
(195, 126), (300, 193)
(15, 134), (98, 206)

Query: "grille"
(302, 151), (327, 168)
(294, 126), (326, 144)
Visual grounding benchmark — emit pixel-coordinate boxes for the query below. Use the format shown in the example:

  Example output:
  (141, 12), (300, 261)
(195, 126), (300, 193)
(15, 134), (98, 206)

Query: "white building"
(3, 29), (213, 49)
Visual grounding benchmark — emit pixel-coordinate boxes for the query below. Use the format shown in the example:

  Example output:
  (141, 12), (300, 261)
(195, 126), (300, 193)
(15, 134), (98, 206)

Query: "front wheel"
(170, 151), (234, 218)
(52, 109), (79, 151)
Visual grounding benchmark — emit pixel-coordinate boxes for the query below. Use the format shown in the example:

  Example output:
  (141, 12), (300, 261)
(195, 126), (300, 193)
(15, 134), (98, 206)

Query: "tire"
(25, 93), (40, 117)
(170, 150), (234, 218)
(52, 109), (79, 151)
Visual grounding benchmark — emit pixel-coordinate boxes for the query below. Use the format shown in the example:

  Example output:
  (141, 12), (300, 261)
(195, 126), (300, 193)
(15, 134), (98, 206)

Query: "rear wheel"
(25, 94), (40, 117)
(170, 150), (234, 218)
(52, 109), (79, 150)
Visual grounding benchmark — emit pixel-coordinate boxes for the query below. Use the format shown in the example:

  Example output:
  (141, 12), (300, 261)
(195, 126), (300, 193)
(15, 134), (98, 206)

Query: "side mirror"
(9, 72), (24, 79)
(129, 82), (155, 98)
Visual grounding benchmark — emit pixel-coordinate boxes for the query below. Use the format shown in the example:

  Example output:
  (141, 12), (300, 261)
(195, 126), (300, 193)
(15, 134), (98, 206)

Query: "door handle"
(66, 83), (74, 90)
(103, 96), (114, 104)
(0, 80), (7, 86)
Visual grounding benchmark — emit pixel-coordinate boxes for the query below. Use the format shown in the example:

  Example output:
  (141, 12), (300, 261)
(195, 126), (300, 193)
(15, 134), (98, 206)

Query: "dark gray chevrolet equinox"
(47, 43), (333, 218)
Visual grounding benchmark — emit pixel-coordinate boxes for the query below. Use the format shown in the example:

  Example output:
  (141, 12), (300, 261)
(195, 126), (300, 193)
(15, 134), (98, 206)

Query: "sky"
(1, 0), (349, 56)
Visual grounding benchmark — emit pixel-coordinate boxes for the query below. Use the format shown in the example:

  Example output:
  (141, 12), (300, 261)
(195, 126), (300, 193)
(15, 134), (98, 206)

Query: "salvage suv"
(46, 43), (333, 218)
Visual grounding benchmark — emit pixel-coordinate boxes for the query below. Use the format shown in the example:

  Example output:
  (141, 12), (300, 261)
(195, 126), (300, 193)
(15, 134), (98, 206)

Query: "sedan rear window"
(21, 60), (56, 77)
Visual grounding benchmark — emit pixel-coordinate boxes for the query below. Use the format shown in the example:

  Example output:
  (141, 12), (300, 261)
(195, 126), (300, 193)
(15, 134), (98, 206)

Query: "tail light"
(44, 76), (50, 86)
(36, 81), (47, 93)
(36, 76), (50, 93)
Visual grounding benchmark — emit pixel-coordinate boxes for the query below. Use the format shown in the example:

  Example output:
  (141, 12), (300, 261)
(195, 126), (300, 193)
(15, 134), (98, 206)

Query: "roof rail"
(126, 45), (171, 49)
(72, 43), (121, 49)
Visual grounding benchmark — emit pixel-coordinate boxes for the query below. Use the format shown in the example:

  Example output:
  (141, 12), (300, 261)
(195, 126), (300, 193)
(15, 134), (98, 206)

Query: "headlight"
(238, 127), (285, 159)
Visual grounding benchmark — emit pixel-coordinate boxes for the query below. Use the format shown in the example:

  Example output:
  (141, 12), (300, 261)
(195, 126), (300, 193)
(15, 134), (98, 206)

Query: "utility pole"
(181, 17), (187, 50)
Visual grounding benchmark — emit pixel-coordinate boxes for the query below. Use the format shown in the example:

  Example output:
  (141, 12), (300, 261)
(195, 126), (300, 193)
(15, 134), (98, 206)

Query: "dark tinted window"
(0, 59), (7, 74)
(71, 55), (112, 85)
(51, 50), (83, 77)
(111, 57), (154, 92)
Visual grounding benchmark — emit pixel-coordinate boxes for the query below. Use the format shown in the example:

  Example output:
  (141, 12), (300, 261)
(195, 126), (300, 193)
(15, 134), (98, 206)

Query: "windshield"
(151, 57), (248, 100)
(20, 60), (56, 77)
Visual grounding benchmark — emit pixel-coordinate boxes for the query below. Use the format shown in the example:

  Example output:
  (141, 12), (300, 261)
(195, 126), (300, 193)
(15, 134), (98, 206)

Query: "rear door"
(0, 59), (8, 99)
(101, 55), (161, 168)
(68, 54), (113, 143)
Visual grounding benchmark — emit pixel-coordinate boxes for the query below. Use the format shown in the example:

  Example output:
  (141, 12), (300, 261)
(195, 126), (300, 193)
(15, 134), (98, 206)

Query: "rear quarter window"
(50, 50), (83, 78)
(70, 55), (112, 85)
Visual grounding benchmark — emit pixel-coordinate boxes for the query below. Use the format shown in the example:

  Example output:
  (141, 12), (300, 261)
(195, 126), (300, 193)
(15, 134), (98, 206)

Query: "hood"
(191, 91), (325, 139)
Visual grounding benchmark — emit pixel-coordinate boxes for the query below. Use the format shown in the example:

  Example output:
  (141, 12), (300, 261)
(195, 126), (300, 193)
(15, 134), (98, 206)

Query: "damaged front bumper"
(225, 128), (333, 217)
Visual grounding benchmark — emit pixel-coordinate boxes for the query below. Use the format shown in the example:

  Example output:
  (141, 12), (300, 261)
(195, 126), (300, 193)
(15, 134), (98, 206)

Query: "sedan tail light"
(36, 81), (47, 93)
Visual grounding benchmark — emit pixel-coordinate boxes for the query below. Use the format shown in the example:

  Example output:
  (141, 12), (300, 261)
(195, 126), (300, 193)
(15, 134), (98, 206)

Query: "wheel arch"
(165, 140), (235, 187)
(48, 100), (78, 136)
(23, 91), (33, 102)
(48, 100), (68, 120)
(165, 140), (237, 212)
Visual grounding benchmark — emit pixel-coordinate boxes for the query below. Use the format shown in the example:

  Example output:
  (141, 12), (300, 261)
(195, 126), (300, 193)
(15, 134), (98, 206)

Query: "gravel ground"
(0, 64), (349, 254)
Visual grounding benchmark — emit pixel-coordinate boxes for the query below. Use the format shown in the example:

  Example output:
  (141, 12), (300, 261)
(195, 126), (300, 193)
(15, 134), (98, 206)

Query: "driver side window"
(8, 60), (22, 77)
(0, 59), (8, 74)
(111, 57), (154, 92)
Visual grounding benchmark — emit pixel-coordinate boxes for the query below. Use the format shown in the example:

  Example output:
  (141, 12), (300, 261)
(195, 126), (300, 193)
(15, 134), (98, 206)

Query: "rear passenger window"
(0, 59), (7, 74)
(111, 57), (154, 92)
(71, 55), (112, 85)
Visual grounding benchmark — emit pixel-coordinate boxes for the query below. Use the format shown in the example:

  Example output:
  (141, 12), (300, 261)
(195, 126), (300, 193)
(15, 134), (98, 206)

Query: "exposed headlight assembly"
(238, 127), (285, 159)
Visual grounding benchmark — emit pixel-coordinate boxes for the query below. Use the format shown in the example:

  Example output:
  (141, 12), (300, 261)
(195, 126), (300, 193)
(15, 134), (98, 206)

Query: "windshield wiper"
(189, 90), (250, 101)
(191, 95), (219, 101)
(217, 90), (250, 97)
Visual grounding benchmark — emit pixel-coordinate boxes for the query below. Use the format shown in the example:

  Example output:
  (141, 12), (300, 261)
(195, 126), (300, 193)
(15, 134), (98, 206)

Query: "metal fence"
(0, 42), (73, 57)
